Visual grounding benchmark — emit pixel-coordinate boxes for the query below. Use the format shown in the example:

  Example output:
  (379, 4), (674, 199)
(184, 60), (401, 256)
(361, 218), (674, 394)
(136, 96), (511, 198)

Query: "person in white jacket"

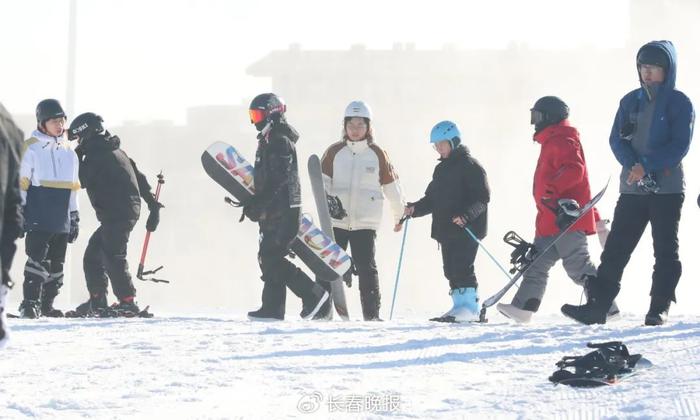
(321, 101), (405, 320)
(18, 99), (80, 318)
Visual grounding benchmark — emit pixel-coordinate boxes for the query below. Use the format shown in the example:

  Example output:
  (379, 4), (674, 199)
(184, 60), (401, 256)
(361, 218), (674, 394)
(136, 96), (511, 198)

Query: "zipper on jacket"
(348, 148), (356, 231)
(50, 139), (59, 178)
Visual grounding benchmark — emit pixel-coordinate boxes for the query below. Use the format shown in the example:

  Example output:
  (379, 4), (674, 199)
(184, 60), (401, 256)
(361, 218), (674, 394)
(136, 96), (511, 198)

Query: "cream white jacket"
(321, 139), (405, 231)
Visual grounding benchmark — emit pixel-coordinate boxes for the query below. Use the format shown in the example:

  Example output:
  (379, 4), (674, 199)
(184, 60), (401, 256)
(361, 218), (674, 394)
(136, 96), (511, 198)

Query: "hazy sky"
(0, 0), (629, 123)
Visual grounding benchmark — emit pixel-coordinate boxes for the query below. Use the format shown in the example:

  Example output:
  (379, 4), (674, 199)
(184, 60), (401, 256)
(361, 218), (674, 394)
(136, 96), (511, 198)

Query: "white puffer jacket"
(321, 139), (405, 231)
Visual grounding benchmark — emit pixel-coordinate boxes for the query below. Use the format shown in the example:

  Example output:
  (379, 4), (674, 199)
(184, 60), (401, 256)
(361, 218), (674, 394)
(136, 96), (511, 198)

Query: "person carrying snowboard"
(404, 121), (489, 322)
(320, 100), (405, 321)
(66, 112), (162, 317)
(0, 102), (25, 347)
(496, 96), (619, 323)
(17, 99), (80, 318)
(244, 93), (330, 321)
(562, 40), (694, 326)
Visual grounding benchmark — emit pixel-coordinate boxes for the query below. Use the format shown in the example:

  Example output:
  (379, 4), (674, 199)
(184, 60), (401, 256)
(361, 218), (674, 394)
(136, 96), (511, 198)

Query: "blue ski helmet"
(430, 120), (461, 148)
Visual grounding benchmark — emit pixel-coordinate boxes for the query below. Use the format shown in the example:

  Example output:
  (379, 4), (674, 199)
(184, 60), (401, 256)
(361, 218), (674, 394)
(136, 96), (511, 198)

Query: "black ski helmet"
(68, 112), (105, 141)
(36, 99), (66, 124)
(530, 96), (569, 133)
(249, 93), (286, 130)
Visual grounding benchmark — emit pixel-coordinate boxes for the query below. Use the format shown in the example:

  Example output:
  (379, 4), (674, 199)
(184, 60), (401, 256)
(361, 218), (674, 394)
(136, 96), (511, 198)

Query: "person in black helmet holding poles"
(244, 93), (330, 321)
(66, 113), (163, 317)
(562, 40), (694, 326)
(17, 99), (80, 318)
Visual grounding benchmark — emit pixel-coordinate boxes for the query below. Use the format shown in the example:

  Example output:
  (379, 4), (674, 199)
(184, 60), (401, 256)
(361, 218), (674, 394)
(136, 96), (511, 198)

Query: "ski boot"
(66, 294), (109, 318)
(561, 298), (607, 325)
(18, 299), (41, 319)
(41, 291), (64, 318)
(300, 285), (330, 320)
(0, 283), (10, 348)
(105, 298), (143, 317)
(247, 307), (285, 321)
(360, 289), (383, 321)
(248, 281), (285, 321)
(644, 296), (671, 326)
(497, 302), (534, 323)
(431, 287), (480, 323)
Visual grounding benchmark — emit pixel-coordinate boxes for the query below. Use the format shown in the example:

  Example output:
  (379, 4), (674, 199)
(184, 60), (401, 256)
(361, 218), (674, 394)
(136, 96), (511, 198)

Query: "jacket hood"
(271, 119), (299, 144)
(637, 40), (677, 90)
(82, 132), (121, 154)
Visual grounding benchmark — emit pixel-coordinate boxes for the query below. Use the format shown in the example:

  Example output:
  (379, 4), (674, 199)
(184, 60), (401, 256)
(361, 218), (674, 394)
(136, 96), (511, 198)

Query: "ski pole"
(389, 216), (410, 320)
(137, 172), (168, 284)
(463, 226), (515, 323)
(463, 226), (514, 284)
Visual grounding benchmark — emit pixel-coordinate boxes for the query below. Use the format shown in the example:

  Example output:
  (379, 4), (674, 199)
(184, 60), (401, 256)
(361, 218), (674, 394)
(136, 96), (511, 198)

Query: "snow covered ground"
(2, 312), (699, 419)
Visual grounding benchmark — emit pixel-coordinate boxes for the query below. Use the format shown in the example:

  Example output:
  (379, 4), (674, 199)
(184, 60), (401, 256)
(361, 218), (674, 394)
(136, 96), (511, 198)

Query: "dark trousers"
(333, 228), (380, 319)
(257, 213), (316, 317)
(440, 234), (479, 290)
(594, 193), (684, 304)
(83, 222), (136, 301)
(23, 231), (68, 301)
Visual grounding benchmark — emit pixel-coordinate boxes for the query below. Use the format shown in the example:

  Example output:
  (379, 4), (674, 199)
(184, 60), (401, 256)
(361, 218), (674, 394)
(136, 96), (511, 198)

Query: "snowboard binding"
(503, 231), (537, 274)
(549, 341), (644, 387)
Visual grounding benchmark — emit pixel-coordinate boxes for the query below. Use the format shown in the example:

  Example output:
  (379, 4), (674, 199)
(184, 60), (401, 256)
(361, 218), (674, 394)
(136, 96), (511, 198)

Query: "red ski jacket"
(533, 120), (597, 237)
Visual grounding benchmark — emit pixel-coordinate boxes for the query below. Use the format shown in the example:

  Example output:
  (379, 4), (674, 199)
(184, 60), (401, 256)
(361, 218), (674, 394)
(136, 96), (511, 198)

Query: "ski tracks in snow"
(0, 314), (699, 418)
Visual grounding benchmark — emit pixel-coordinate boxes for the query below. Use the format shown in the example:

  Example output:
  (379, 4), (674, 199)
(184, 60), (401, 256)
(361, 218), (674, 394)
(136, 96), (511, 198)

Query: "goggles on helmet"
(249, 109), (267, 124)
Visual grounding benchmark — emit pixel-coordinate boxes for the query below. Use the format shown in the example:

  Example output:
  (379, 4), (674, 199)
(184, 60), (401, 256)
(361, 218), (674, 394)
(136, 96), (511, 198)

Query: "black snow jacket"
(246, 119), (303, 244)
(412, 145), (490, 241)
(77, 133), (155, 226)
(0, 103), (24, 285)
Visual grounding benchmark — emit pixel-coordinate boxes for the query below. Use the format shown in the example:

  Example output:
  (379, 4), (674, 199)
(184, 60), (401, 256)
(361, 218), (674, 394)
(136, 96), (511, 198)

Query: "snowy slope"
(1, 313), (699, 419)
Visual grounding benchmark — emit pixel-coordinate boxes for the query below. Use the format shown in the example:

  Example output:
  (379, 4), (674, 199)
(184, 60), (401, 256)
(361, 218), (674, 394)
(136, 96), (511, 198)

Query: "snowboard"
(480, 180), (609, 321)
(201, 141), (353, 282)
(307, 154), (349, 321)
(554, 357), (652, 387)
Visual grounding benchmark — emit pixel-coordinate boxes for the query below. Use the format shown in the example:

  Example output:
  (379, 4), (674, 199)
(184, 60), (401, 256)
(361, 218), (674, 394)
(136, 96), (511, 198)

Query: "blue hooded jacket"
(609, 40), (694, 173)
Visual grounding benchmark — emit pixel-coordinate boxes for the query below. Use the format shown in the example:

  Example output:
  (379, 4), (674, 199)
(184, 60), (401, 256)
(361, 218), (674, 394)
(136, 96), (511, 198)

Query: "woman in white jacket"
(321, 101), (405, 320)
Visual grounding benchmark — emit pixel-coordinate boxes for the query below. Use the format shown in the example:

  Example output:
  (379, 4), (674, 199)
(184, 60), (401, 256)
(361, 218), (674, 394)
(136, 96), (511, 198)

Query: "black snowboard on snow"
(549, 341), (652, 387)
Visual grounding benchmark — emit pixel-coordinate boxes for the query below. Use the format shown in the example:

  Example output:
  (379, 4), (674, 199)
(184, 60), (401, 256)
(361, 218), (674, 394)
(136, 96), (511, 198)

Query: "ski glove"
(326, 194), (347, 220)
(555, 199), (580, 231)
(67, 211), (80, 243)
(146, 202), (164, 232)
(242, 198), (263, 223)
(595, 219), (610, 249)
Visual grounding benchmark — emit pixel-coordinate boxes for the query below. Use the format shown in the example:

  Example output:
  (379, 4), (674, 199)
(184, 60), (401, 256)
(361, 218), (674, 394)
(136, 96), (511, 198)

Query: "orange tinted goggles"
(249, 109), (266, 124)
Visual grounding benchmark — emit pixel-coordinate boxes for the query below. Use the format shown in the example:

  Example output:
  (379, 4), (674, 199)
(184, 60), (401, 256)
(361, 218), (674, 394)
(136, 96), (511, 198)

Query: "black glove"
(620, 121), (635, 141)
(326, 194), (347, 220)
(555, 199), (580, 231)
(67, 211), (80, 243)
(146, 202), (164, 232)
(242, 198), (262, 222)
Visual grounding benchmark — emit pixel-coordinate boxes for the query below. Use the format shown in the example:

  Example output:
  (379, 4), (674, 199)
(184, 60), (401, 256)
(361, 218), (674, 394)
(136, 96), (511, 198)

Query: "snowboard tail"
(307, 154), (350, 320)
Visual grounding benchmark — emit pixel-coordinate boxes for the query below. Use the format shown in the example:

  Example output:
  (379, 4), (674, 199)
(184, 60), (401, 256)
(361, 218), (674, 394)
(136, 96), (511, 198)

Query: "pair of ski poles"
(388, 215), (514, 322)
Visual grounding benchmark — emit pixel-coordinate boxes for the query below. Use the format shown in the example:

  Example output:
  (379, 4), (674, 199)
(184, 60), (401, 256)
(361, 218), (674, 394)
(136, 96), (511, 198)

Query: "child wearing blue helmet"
(404, 121), (490, 322)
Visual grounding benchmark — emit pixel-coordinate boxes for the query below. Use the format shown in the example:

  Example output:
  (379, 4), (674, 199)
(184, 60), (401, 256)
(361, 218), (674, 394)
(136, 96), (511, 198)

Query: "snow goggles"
(249, 109), (267, 124)
(530, 109), (545, 125)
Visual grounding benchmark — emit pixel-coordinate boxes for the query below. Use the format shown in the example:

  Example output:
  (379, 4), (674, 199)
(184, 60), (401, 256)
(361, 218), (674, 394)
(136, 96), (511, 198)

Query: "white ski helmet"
(344, 100), (372, 120)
